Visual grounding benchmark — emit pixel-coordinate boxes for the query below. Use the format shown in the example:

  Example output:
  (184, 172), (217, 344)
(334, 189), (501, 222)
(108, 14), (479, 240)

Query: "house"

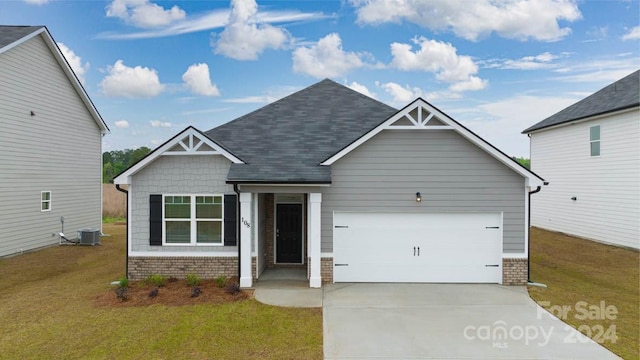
(0, 26), (109, 257)
(523, 70), (639, 250)
(114, 79), (544, 287)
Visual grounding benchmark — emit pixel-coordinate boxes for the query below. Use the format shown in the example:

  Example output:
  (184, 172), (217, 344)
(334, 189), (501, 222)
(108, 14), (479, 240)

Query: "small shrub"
(215, 275), (227, 288)
(114, 287), (128, 301)
(146, 274), (167, 287)
(224, 282), (240, 295)
(186, 273), (201, 287)
(190, 286), (202, 298)
(117, 276), (129, 288)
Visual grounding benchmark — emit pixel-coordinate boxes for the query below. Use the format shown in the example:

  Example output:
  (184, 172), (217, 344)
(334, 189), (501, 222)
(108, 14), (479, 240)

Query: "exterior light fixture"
(416, 192), (422, 202)
(571, 196), (577, 201)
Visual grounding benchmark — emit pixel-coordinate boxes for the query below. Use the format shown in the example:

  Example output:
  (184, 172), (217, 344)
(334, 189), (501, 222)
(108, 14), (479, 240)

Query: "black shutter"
(149, 194), (162, 246)
(224, 194), (237, 246)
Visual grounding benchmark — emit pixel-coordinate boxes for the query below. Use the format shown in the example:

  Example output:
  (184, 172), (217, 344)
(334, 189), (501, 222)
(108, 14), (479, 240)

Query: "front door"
(276, 203), (303, 263)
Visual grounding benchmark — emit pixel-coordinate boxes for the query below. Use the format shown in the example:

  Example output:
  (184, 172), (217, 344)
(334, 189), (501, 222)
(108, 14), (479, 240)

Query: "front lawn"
(0, 224), (322, 359)
(528, 227), (639, 359)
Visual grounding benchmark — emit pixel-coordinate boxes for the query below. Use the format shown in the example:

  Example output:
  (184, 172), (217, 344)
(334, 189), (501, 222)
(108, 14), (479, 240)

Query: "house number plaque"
(241, 217), (251, 228)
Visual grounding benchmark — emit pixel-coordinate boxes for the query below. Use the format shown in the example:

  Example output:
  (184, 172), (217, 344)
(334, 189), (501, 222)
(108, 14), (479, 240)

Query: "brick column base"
(502, 258), (528, 285)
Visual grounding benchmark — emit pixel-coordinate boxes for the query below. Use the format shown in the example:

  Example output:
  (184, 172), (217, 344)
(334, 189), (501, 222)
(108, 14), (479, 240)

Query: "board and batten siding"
(321, 129), (526, 253)
(530, 109), (640, 249)
(0, 35), (102, 257)
(130, 155), (237, 253)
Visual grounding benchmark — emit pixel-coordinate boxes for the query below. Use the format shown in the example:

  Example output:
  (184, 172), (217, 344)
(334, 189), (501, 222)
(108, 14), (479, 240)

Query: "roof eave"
(523, 104), (640, 134)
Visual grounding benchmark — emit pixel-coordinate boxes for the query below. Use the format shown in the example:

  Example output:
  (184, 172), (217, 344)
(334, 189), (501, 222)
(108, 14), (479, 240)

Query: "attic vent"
(77, 229), (100, 245)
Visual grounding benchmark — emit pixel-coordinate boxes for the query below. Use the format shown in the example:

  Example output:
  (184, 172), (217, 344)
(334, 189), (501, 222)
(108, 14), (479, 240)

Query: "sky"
(2, 0), (639, 157)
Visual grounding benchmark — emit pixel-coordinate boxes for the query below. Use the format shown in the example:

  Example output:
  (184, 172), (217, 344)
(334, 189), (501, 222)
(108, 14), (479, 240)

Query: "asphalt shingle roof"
(0, 26), (43, 50)
(205, 79), (398, 183)
(523, 70), (640, 133)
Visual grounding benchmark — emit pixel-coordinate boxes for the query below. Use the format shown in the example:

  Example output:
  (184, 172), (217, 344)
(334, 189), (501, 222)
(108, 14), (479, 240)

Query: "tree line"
(103, 147), (151, 183)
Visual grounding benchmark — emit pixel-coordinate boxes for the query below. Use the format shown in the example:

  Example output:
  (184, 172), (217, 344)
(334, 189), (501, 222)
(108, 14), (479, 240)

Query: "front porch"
(239, 191), (327, 288)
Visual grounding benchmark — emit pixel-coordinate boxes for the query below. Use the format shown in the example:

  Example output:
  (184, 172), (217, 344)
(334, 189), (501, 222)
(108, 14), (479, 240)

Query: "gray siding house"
(0, 26), (109, 257)
(114, 80), (544, 287)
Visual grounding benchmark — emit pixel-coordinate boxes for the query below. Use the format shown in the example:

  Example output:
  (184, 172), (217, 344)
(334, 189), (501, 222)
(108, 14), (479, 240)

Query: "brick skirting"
(502, 258), (528, 285)
(321, 257), (333, 283)
(128, 256), (242, 280)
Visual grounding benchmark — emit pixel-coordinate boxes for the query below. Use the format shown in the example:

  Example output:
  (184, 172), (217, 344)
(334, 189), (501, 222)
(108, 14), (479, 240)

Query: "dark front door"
(276, 203), (303, 263)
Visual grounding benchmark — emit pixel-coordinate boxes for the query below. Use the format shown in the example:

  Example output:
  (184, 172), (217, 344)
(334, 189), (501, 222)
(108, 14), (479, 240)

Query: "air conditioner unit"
(77, 229), (100, 245)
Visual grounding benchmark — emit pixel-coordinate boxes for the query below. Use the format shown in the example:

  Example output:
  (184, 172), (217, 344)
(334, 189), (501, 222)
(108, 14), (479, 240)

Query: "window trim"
(162, 194), (224, 246)
(41, 191), (51, 212)
(590, 125), (600, 157)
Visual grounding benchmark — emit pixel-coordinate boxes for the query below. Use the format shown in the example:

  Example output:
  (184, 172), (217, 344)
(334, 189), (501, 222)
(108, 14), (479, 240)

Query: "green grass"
(0, 224), (322, 359)
(528, 227), (639, 359)
(102, 216), (126, 223)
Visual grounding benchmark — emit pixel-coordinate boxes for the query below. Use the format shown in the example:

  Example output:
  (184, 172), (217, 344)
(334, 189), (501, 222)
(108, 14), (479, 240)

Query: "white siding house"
(524, 70), (639, 250)
(0, 26), (109, 257)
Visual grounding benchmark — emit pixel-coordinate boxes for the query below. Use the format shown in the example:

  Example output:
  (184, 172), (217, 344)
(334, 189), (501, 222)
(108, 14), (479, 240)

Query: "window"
(41, 191), (51, 211)
(590, 125), (600, 156)
(163, 195), (223, 245)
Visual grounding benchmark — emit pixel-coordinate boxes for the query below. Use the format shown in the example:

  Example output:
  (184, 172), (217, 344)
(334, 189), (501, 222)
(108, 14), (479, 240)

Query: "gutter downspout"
(233, 184), (241, 281)
(528, 184), (544, 283)
(115, 184), (129, 279)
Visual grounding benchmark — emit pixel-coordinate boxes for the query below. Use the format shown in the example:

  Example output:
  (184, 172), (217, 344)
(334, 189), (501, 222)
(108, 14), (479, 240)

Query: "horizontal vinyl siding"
(131, 155), (237, 253)
(530, 109), (640, 249)
(0, 35), (102, 257)
(322, 130), (526, 253)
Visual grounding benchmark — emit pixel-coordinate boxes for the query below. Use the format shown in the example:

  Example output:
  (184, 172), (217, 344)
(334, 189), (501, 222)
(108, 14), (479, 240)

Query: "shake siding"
(0, 35), (102, 257)
(130, 155), (237, 253)
(530, 109), (640, 249)
(321, 130), (526, 253)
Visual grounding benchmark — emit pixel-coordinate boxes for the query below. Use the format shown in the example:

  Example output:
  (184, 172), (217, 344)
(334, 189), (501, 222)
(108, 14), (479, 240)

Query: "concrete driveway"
(323, 283), (620, 360)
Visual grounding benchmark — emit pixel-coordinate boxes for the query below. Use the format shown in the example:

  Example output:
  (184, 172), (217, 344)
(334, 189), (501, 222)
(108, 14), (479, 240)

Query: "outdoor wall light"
(416, 192), (422, 202)
(571, 196), (577, 201)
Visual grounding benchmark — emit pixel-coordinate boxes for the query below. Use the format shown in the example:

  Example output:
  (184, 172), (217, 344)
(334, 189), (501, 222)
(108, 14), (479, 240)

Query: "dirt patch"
(94, 278), (253, 307)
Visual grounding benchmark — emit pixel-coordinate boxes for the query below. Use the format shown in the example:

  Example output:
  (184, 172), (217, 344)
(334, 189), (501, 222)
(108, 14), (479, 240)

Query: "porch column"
(239, 192), (253, 288)
(309, 193), (322, 288)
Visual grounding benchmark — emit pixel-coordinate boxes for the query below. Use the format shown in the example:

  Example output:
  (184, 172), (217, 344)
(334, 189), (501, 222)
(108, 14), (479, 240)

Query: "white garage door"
(333, 212), (503, 283)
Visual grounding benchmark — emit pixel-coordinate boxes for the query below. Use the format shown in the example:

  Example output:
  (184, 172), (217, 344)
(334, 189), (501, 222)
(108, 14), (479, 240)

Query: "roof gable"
(114, 126), (244, 184)
(322, 98), (545, 187)
(0, 25), (109, 134)
(206, 79), (397, 183)
(523, 70), (640, 133)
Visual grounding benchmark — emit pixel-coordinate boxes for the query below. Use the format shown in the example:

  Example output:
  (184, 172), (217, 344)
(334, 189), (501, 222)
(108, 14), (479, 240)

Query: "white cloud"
(114, 120), (130, 128)
(347, 81), (376, 98)
(100, 60), (164, 98)
(293, 33), (367, 78)
(378, 81), (423, 103)
(57, 43), (89, 84)
(213, 0), (290, 60)
(622, 26), (640, 41)
(390, 37), (487, 92)
(351, 0), (581, 42)
(23, 0), (49, 4)
(483, 52), (560, 70)
(150, 120), (171, 127)
(106, 0), (186, 28)
(182, 63), (220, 96)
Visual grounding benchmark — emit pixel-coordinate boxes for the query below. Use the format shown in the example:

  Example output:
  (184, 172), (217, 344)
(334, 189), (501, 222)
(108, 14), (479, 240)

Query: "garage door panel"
(334, 212), (502, 283)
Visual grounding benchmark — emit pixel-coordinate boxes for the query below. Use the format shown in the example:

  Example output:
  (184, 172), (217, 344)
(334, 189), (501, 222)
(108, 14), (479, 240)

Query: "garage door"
(333, 212), (502, 283)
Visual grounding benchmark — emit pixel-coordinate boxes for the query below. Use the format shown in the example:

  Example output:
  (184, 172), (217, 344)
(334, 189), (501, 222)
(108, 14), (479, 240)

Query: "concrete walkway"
(253, 268), (322, 308)
(323, 283), (620, 360)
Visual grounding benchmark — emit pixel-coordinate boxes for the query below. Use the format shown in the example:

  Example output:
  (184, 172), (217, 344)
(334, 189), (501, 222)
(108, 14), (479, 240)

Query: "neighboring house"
(523, 70), (640, 250)
(114, 79), (544, 288)
(0, 26), (109, 257)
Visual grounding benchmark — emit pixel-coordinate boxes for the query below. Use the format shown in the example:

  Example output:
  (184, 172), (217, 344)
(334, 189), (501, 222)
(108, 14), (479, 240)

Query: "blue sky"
(3, 0), (639, 157)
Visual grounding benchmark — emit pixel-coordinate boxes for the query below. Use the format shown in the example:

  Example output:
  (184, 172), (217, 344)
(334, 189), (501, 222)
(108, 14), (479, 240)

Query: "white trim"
(524, 187), (530, 258)
(0, 27), (109, 134)
(114, 127), (243, 184)
(273, 194), (305, 265)
(308, 192), (322, 288)
(589, 124), (601, 157)
(502, 253), (527, 259)
(40, 190), (52, 212)
(129, 251), (238, 257)
(524, 106), (638, 135)
(321, 98), (543, 187)
(127, 183), (133, 255)
(162, 194), (224, 246)
(320, 252), (333, 257)
(239, 192), (253, 287)
(252, 193), (259, 276)
(386, 125), (453, 130)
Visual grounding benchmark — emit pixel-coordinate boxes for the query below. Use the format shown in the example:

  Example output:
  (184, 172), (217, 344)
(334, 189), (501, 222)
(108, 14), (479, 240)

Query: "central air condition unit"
(77, 229), (101, 245)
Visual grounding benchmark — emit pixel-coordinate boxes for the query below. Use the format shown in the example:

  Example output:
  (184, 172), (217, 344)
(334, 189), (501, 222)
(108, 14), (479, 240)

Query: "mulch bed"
(94, 278), (252, 307)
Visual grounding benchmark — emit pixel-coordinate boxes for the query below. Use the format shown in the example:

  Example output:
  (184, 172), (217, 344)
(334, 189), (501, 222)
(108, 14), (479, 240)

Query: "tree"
(102, 146), (151, 183)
